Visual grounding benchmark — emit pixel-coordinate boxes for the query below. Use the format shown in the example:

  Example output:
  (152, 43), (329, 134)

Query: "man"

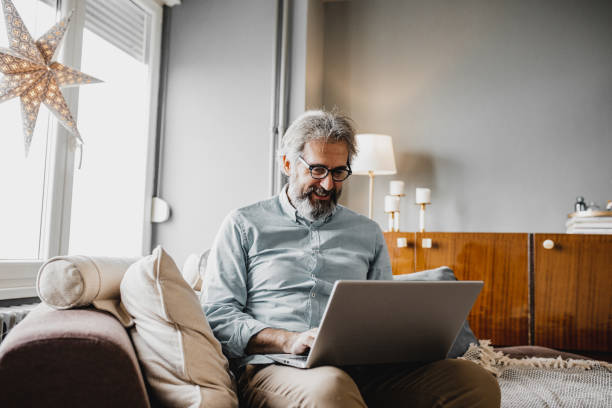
(203, 110), (500, 407)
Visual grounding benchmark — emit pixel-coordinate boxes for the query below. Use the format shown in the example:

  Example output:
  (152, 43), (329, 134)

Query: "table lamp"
(352, 134), (397, 218)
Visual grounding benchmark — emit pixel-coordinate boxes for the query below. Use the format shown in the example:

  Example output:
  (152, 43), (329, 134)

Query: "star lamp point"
(0, 0), (102, 155)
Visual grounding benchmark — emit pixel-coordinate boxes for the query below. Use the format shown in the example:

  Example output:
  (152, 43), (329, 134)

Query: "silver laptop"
(267, 280), (483, 368)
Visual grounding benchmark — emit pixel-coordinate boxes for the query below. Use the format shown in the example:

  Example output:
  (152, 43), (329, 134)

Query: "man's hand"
(246, 327), (319, 355)
(284, 328), (319, 355)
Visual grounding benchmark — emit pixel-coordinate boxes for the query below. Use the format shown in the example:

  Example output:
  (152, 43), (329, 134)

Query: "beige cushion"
(182, 250), (209, 291)
(120, 246), (238, 408)
(36, 255), (137, 326)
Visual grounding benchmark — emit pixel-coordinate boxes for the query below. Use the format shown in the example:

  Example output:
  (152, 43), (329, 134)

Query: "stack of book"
(566, 211), (612, 234)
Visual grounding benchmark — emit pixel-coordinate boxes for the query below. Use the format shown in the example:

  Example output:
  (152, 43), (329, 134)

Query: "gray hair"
(278, 110), (357, 172)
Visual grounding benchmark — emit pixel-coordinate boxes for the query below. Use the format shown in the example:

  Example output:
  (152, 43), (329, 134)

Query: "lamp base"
(368, 171), (374, 219)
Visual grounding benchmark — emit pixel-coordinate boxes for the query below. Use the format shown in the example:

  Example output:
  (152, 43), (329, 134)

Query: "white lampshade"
(352, 134), (397, 175)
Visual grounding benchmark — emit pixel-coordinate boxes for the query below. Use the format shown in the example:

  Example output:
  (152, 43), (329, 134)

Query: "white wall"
(324, 0), (612, 233)
(153, 0), (276, 264)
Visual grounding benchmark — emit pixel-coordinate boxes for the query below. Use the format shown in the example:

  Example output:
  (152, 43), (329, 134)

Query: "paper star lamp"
(0, 0), (101, 155)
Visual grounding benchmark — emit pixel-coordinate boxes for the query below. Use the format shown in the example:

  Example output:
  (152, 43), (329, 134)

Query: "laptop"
(267, 280), (483, 368)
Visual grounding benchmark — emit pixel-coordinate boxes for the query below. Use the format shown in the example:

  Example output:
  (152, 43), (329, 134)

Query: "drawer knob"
(543, 239), (555, 250)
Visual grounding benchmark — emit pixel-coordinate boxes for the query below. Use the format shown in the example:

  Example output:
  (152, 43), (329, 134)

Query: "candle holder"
(415, 188), (431, 232)
(416, 202), (431, 232)
(384, 195), (401, 232)
(385, 210), (399, 232)
(386, 181), (405, 232)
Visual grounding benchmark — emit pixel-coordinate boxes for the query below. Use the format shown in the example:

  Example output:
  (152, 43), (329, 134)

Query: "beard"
(287, 173), (342, 221)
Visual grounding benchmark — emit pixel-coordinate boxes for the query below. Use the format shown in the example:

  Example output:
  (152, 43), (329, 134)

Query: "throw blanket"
(460, 340), (612, 408)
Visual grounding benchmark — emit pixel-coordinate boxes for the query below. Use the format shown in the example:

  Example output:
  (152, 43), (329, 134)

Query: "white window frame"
(0, 0), (164, 300)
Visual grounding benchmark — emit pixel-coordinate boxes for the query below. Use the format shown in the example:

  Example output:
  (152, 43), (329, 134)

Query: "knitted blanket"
(460, 340), (612, 408)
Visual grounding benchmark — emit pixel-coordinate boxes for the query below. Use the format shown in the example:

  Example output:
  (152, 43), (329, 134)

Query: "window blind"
(37, 0), (151, 62)
(84, 0), (150, 63)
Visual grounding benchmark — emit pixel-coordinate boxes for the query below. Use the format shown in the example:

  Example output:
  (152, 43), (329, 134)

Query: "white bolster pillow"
(36, 255), (138, 327)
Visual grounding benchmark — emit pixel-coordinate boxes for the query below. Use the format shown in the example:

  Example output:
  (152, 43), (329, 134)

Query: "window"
(0, 0), (56, 261)
(0, 0), (163, 299)
(69, 0), (159, 256)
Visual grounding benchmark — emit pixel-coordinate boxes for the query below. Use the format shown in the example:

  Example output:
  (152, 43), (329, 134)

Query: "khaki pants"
(238, 359), (500, 408)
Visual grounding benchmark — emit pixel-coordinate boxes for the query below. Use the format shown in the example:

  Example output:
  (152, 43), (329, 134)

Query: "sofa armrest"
(0, 304), (150, 408)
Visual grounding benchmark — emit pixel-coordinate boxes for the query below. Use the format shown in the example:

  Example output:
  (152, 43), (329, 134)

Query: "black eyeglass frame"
(298, 156), (352, 182)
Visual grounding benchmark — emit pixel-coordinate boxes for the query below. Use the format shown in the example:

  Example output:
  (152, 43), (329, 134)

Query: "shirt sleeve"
(367, 224), (393, 281)
(202, 211), (270, 358)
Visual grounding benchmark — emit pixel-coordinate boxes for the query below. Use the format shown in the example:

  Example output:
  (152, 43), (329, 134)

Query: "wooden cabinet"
(534, 234), (612, 352)
(385, 232), (612, 353)
(384, 232), (416, 275)
(385, 232), (528, 347)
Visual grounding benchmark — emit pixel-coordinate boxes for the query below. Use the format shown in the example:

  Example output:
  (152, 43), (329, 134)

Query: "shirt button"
(311, 293), (316, 297)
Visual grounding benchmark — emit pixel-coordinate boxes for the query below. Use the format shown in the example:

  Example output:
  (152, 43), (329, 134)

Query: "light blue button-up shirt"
(202, 186), (392, 367)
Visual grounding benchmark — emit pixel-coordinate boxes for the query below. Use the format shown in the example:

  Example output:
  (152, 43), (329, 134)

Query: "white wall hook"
(152, 197), (171, 223)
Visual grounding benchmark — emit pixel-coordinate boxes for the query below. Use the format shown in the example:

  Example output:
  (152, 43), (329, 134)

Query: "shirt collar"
(279, 184), (299, 222)
(278, 184), (339, 226)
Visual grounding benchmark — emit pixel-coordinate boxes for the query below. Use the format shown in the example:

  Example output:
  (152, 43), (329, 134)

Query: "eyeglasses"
(298, 156), (352, 182)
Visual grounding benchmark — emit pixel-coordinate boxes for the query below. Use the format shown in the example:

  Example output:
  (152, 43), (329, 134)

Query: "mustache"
(301, 185), (336, 199)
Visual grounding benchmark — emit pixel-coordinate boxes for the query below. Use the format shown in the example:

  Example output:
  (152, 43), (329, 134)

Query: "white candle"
(389, 180), (405, 196)
(415, 187), (431, 204)
(384, 195), (400, 212)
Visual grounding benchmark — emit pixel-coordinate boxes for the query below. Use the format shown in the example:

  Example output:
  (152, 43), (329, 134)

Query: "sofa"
(0, 304), (158, 407)
(0, 249), (237, 408)
(1, 252), (609, 408)
(3, 302), (605, 408)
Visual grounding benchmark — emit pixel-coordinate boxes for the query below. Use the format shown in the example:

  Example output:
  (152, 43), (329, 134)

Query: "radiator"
(0, 303), (38, 343)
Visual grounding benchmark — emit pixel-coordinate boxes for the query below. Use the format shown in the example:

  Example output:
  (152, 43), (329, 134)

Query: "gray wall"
(324, 0), (612, 233)
(154, 0), (612, 265)
(305, 0), (325, 110)
(289, 0), (325, 120)
(153, 0), (276, 264)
